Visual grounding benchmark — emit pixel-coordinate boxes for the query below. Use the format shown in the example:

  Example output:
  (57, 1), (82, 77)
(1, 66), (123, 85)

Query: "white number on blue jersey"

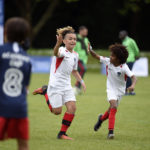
(2, 68), (23, 97)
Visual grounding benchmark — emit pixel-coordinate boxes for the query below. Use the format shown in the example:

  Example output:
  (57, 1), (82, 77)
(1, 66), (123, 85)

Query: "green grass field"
(0, 73), (150, 150)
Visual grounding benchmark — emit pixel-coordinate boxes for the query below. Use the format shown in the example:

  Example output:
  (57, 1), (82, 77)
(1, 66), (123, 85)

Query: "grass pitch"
(0, 72), (150, 150)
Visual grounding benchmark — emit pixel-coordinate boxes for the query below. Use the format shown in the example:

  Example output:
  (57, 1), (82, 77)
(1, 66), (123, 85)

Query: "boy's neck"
(66, 47), (73, 52)
(113, 62), (121, 67)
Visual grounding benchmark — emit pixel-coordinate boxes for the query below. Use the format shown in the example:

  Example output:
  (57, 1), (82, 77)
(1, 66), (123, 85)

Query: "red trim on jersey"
(106, 65), (108, 76)
(120, 65), (122, 68)
(73, 51), (78, 55)
(0, 117), (29, 140)
(124, 74), (127, 81)
(55, 57), (64, 73)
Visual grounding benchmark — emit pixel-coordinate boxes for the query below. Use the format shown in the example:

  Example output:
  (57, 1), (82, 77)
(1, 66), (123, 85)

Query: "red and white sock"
(108, 108), (117, 130)
(101, 111), (109, 121)
(44, 93), (52, 112)
(60, 112), (75, 134)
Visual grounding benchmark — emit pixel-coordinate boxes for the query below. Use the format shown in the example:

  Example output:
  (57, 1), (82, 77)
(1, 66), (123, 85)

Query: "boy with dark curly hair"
(88, 43), (137, 139)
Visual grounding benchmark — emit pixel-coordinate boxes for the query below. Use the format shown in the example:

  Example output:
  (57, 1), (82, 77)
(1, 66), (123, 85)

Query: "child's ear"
(63, 39), (65, 44)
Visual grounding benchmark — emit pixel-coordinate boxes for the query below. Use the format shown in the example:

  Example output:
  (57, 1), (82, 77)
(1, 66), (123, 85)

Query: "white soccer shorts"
(107, 90), (122, 102)
(47, 87), (76, 108)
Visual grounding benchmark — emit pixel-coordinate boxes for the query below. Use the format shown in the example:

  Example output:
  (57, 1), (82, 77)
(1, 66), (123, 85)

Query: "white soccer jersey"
(48, 46), (78, 91)
(100, 56), (134, 97)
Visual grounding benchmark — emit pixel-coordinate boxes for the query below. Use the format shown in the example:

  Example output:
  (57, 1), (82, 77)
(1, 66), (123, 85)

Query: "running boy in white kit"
(33, 26), (86, 140)
(88, 43), (136, 139)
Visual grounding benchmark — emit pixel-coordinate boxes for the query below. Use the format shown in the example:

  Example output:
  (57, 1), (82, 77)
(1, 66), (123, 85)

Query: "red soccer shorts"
(0, 117), (29, 140)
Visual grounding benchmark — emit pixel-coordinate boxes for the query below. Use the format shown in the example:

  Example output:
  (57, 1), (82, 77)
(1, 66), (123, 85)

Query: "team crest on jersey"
(117, 72), (121, 76)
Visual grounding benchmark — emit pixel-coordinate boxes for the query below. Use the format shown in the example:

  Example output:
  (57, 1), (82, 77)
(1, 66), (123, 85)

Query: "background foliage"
(4, 0), (150, 50)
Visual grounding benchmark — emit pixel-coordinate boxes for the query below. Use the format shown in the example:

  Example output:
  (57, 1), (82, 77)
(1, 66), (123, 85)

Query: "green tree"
(118, 0), (150, 15)
(118, 0), (150, 38)
(14, 0), (79, 42)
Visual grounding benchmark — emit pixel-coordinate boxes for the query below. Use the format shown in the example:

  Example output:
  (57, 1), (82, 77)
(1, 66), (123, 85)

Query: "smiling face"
(63, 33), (76, 51)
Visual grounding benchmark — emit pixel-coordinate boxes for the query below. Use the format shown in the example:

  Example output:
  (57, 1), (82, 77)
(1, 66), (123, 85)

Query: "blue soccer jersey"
(0, 42), (32, 118)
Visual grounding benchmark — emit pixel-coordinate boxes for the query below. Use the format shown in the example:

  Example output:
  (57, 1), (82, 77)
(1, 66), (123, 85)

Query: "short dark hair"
(78, 26), (87, 31)
(5, 17), (30, 43)
(109, 43), (128, 64)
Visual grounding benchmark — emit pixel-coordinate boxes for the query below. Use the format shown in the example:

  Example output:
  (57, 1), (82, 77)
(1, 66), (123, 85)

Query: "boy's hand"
(80, 80), (86, 92)
(127, 85), (134, 92)
(128, 75), (137, 93)
(81, 82), (86, 92)
(87, 43), (100, 60)
(56, 34), (63, 45)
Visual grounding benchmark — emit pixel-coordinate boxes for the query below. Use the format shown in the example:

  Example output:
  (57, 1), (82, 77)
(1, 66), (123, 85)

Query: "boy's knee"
(18, 139), (28, 150)
(53, 112), (61, 115)
(110, 105), (117, 109)
(67, 105), (76, 114)
(52, 108), (62, 115)
(109, 100), (118, 109)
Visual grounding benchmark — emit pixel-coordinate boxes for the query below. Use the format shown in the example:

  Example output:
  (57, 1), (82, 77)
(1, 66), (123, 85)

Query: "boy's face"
(110, 52), (120, 65)
(63, 33), (76, 50)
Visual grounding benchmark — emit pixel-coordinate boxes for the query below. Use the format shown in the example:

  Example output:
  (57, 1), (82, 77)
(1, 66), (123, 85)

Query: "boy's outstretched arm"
(87, 43), (100, 60)
(127, 75), (137, 92)
(53, 34), (63, 56)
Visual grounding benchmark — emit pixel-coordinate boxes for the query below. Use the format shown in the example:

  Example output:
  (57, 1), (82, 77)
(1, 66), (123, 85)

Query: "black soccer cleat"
(32, 85), (48, 95)
(107, 130), (114, 139)
(107, 133), (115, 139)
(94, 114), (103, 131)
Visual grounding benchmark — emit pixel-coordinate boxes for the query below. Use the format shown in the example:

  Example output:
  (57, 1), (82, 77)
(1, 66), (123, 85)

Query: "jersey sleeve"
(73, 53), (79, 70)
(25, 63), (32, 86)
(123, 64), (134, 77)
(100, 56), (110, 65)
(58, 47), (67, 58)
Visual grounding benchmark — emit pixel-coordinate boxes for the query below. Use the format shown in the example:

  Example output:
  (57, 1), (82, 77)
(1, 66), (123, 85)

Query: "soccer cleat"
(57, 132), (73, 140)
(125, 91), (136, 96)
(124, 92), (129, 96)
(129, 91), (136, 96)
(94, 114), (103, 131)
(32, 85), (47, 95)
(107, 133), (115, 139)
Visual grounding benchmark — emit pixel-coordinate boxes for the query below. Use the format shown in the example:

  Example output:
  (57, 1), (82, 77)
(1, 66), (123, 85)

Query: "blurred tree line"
(5, 0), (150, 50)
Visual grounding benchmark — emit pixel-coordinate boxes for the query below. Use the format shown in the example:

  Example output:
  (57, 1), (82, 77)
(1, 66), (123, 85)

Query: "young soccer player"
(0, 18), (31, 150)
(33, 26), (86, 140)
(88, 43), (136, 139)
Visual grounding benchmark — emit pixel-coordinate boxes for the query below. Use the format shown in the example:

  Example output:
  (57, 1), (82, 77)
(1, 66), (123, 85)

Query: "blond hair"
(56, 26), (75, 38)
